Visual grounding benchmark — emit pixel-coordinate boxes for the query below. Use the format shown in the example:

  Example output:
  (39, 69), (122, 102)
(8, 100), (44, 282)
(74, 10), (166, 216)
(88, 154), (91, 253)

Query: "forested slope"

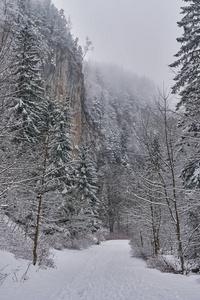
(0, 0), (97, 265)
(82, 61), (156, 234)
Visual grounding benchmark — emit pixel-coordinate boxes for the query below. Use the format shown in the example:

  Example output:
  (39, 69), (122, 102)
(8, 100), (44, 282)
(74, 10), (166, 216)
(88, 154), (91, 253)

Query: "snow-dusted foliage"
(127, 97), (185, 269)
(10, 0), (44, 143)
(124, 93), (200, 273)
(170, 0), (200, 188)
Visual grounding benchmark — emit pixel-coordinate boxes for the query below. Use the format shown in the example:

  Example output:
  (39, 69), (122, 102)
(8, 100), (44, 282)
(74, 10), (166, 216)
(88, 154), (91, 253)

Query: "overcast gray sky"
(52, 0), (184, 89)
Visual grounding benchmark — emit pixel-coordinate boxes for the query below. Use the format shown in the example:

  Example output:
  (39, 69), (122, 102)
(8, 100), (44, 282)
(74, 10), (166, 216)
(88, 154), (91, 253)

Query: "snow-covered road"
(1, 240), (200, 300)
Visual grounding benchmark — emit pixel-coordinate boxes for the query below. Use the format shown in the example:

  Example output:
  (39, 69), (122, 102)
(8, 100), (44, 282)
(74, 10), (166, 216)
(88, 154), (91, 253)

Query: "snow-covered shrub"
(129, 238), (153, 260)
(0, 213), (33, 260)
(0, 213), (54, 268)
(69, 233), (98, 250)
(147, 255), (182, 274)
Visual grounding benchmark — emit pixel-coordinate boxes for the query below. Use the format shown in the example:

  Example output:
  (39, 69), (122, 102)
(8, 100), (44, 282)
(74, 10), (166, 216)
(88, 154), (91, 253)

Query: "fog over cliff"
(53, 0), (184, 89)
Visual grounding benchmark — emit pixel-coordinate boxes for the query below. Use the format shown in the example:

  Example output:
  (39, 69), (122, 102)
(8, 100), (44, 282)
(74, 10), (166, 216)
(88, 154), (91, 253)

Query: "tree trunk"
(33, 132), (50, 265)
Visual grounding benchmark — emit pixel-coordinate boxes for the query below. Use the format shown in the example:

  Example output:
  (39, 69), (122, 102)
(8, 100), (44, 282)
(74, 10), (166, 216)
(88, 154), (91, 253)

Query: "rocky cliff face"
(43, 47), (84, 146)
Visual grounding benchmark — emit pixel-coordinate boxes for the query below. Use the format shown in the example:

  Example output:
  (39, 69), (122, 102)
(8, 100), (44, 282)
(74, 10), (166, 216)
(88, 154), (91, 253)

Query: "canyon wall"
(43, 47), (84, 146)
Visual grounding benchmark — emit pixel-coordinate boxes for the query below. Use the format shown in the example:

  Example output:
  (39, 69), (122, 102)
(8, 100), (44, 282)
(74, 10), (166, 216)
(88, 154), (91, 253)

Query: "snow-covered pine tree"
(61, 145), (99, 241)
(0, 0), (15, 132)
(169, 0), (200, 188)
(0, 0), (18, 121)
(10, 0), (44, 144)
(0, 1), (36, 227)
(169, 1), (200, 266)
(76, 144), (99, 218)
(41, 97), (73, 200)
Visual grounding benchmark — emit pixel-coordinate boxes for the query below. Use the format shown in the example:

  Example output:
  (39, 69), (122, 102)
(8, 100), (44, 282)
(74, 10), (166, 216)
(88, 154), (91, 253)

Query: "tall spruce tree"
(60, 145), (99, 239)
(42, 97), (73, 195)
(169, 0), (200, 188)
(76, 146), (98, 210)
(10, 0), (44, 143)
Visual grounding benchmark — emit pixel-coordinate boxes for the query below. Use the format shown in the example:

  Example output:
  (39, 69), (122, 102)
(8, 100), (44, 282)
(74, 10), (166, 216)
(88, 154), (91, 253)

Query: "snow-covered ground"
(0, 240), (200, 300)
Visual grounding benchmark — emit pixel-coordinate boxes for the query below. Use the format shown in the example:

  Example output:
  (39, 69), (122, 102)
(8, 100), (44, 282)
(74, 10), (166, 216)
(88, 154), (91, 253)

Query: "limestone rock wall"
(43, 47), (84, 146)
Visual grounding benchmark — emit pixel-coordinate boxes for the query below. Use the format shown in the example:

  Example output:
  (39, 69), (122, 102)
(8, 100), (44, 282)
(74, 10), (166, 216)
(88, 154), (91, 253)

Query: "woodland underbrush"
(130, 241), (200, 275)
(0, 213), (107, 267)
